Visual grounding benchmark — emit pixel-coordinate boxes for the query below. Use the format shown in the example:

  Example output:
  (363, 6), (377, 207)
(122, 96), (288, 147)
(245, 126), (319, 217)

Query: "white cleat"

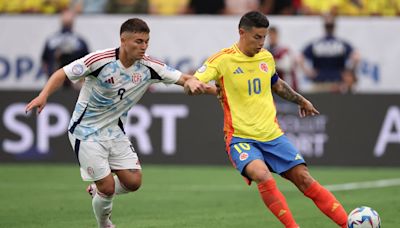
(101, 218), (115, 228)
(103, 220), (115, 228)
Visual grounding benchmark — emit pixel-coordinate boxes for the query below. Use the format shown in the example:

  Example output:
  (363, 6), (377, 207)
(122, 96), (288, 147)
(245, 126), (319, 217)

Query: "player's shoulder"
(83, 48), (118, 68)
(139, 54), (165, 67)
(259, 48), (274, 58)
(206, 46), (237, 64)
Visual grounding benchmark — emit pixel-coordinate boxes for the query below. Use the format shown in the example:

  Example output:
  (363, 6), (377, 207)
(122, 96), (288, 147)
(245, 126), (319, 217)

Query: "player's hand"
(25, 95), (47, 114)
(184, 78), (211, 95)
(298, 98), (319, 118)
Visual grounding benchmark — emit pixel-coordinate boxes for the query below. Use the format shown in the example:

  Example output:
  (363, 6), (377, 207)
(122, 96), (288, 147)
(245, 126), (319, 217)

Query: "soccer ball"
(347, 206), (381, 228)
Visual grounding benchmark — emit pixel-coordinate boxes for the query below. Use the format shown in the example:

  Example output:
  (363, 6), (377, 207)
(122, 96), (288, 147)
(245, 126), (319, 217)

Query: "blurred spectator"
(299, 15), (360, 93)
(71, 0), (107, 14)
(41, 9), (89, 89)
(106, 0), (149, 14)
(0, 0), (70, 14)
(185, 0), (225, 14)
(149, 0), (188, 15)
(224, 0), (259, 15)
(260, 0), (298, 15)
(265, 26), (298, 91)
(337, 0), (365, 16)
(363, 0), (400, 16)
(300, 0), (340, 15)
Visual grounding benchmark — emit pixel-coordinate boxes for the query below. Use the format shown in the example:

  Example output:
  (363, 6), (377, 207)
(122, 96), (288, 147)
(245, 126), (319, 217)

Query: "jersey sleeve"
(63, 48), (116, 83)
(140, 55), (182, 84)
(194, 59), (221, 83)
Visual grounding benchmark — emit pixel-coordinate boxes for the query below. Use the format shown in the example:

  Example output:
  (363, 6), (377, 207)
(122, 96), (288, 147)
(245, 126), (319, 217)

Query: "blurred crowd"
(1, 0), (400, 16)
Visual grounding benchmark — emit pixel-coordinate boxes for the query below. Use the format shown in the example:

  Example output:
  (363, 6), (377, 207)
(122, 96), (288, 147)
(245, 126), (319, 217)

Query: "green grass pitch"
(0, 164), (399, 227)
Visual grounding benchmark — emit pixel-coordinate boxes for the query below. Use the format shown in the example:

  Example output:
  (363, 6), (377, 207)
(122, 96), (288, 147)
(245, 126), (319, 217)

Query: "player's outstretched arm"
(272, 77), (319, 117)
(177, 74), (217, 95)
(25, 68), (67, 114)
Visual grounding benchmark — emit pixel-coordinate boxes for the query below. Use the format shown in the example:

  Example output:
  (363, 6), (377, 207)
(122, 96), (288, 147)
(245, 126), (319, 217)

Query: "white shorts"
(68, 133), (142, 182)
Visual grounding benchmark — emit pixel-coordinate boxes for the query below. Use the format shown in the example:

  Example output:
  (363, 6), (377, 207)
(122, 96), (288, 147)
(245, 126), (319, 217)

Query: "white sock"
(114, 175), (130, 195)
(92, 191), (113, 228)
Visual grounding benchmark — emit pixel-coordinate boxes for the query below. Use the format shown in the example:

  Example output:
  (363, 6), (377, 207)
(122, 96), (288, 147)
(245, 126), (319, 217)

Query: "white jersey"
(63, 48), (181, 141)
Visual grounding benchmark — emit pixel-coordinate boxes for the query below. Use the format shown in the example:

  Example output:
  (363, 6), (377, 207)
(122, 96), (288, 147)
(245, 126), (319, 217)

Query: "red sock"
(258, 179), (299, 228)
(304, 181), (347, 227)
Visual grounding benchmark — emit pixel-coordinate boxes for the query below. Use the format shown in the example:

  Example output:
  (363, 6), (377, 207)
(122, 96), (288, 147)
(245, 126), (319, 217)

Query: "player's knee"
(98, 184), (115, 196)
(125, 179), (142, 192)
(294, 169), (315, 191)
(251, 169), (273, 183)
(124, 174), (142, 192)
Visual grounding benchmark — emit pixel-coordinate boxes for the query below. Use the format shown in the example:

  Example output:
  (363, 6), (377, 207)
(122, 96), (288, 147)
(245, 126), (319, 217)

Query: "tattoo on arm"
(272, 79), (303, 105)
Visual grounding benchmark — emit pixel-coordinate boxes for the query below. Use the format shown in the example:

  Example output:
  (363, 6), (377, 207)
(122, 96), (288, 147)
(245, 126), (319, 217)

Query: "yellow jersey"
(195, 44), (283, 142)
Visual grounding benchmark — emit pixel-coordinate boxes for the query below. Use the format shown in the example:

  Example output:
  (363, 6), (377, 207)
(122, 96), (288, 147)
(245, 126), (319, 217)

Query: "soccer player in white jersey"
(25, 18), (214, 228)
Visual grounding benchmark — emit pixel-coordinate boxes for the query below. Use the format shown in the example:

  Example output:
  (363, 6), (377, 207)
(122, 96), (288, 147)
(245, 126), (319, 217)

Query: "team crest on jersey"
(197, 64), (207, 73)
(239, 152), (249, 161)
(132, 73), (142, 84)
(72, 64), (84, 75)
(259, 62), (268, 72)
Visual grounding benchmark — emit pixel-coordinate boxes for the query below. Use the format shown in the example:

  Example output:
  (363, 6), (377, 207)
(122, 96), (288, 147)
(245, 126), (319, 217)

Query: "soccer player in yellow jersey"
(185, 11), (348, 228)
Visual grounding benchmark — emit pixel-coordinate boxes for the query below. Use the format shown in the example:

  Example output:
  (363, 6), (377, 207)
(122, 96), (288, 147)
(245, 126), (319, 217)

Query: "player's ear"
(239, 27), (245, 36)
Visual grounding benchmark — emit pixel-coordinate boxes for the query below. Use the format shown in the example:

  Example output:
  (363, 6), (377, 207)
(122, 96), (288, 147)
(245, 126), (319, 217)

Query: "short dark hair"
(120, 18), (150, 35)
(239, 11), (269, 30)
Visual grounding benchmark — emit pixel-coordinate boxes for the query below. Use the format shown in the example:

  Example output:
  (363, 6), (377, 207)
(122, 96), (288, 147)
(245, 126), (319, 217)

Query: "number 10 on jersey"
(248, 78), (261, 95)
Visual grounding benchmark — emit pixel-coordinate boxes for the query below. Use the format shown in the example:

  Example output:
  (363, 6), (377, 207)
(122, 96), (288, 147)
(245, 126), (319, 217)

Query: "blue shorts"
(228, 135), (306, 181)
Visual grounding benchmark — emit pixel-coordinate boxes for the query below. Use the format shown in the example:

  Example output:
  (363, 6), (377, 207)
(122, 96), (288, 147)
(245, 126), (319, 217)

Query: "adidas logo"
(295, 154), (303, 160)
(104, 77), (115, 84)
(331, 203), (339, 212)
(278, 209), (286, 217)
(233, 67), (244, 74)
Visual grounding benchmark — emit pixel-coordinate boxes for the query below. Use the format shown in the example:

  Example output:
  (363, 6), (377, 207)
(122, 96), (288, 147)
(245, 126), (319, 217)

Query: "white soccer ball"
(347, 206), (381, 228)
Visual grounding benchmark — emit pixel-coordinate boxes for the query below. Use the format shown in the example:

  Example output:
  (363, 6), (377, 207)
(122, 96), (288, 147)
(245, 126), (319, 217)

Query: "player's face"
(240, 27), (268, 56)
(121, 32), (149, 62)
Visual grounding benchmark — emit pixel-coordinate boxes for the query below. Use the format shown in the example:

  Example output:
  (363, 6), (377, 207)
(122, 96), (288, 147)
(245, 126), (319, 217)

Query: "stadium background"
(1, 1), (400, 227)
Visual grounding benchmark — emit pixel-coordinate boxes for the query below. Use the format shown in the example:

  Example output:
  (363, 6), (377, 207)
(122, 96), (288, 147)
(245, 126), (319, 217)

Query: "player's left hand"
(298, 98), (319, 118)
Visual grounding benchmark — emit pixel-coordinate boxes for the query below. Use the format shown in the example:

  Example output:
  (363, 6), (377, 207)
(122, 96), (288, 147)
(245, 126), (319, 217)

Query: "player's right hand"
(25, 95), (47, 114)
(184, 78), (210, 95)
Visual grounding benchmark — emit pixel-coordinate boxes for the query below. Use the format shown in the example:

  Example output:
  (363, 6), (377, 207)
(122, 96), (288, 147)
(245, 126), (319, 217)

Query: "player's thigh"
(282, 164), (315, 192)
(229, 141), (271, 182)
(244, 159), (273, 183)
(108, 137), (142, 171)
(68, 133), (111, 182)
(261, 135), (306, 175)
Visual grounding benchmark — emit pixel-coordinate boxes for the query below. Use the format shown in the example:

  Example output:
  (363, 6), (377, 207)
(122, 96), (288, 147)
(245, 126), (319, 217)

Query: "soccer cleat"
(103, 220), (116, 228)
(86, 183), (97, 198)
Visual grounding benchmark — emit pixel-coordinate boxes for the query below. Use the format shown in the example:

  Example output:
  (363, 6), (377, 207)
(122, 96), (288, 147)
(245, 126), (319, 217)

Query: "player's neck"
(236, 42), (253, 57)
(119, 51), (138, 68)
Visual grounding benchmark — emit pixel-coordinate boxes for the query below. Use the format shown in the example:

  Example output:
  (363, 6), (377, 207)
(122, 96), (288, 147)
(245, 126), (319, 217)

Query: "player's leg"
(113, 169), (142, 193)
(92, 174), (116, 228)
(245, 160), (299, 228)
(109, 136), (142, 194)
(228, 140), (299, 228)
(68, 133), (115, 228)
(283, 165), (347, 228)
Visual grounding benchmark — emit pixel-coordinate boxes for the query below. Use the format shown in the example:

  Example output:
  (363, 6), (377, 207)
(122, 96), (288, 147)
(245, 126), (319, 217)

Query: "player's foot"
(101, 218), (115, 228)
(86, 183), (97, 198)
